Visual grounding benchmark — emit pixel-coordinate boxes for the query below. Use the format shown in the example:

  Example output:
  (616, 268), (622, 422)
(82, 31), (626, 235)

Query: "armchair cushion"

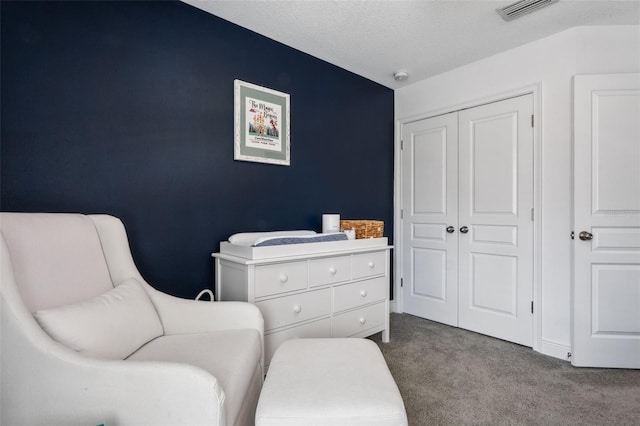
(34, 278), (163, 359)
(128, 328), (263, 426)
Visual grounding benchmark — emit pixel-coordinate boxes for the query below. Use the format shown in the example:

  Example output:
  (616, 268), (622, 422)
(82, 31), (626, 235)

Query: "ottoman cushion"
(255, 338), (407, 426)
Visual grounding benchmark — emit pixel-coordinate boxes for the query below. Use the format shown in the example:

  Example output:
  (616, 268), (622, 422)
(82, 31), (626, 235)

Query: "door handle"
(578, 231), (593, 241)
(446, 226), (455, 233)
(460, 226), (469, 234)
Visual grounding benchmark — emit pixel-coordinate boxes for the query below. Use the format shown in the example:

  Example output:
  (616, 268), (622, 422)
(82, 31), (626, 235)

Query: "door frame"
(393, 83), (543, 353)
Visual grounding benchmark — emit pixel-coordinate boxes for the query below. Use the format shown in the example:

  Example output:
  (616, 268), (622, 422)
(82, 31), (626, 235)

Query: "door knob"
(578, 231), (593, 241)
(460, 226), (469, 234)
(446, 226), (455, 233)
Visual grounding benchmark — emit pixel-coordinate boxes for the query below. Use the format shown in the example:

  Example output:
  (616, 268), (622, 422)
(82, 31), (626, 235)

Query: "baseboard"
(539, 339), (571, 362)
(389, 300), (398, 313)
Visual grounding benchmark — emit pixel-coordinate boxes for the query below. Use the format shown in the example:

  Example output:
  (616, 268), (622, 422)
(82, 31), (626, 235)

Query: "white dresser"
(212, 238), (391, 366)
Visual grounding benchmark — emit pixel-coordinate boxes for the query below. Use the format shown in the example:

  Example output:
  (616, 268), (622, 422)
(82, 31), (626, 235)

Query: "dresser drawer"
(254, 261), (308, 298)
(264, 318), (331, 366)
(332, 302), (386, 338)
(308, 255), (351, 288)
(333, 276), (387, 313)
(256, 288), (331, 331)
(352, 251), (387, 280)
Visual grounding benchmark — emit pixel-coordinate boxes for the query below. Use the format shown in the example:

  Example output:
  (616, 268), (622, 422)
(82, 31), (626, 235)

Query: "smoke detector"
(497, 0), (559, 21)
(393, 71), (409, 81)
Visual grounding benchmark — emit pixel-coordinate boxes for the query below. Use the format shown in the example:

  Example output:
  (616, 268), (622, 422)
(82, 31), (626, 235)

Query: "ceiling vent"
(497, 0), (559, 21)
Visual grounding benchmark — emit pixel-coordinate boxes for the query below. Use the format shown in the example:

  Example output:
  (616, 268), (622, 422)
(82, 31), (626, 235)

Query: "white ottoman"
(255, 338), (408, 426)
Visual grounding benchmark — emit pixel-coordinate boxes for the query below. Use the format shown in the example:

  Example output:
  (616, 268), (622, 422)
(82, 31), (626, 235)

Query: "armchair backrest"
(0, 213), (114, 312)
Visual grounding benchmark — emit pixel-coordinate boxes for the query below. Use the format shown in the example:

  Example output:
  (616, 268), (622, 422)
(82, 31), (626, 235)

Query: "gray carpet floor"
(369, 313), (640, 425)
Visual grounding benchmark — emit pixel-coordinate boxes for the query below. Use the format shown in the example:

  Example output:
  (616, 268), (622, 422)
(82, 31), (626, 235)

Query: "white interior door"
(573, 73), (640, 368)
(458, 95), (534, 347)
(401, 112), (459, 326)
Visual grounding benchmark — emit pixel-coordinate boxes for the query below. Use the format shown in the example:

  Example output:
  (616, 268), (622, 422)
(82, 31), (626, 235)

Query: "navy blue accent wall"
(1, 1), (394, 299)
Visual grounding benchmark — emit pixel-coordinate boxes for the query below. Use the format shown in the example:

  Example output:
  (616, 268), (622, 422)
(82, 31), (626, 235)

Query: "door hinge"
(531, 301), (534, 314)
(530, 208), (534, 221)
(400, 278), (404, 288)
(571, 231), (575, 240)
(401, 140), (404, 150)
(531, 114), (534, 128)
(400, 209), (403, 219)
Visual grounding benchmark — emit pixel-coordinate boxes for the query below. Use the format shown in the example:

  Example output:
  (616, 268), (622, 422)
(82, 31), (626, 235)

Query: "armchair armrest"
(146, 288), (264, 338)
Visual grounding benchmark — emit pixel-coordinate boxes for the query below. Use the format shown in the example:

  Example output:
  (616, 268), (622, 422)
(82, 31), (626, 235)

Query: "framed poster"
(234, 80), (290, 166)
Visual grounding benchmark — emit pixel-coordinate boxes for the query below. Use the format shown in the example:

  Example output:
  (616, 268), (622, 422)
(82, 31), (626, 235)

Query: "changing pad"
(228, 230), (348, 247)
(228, 230), (316, 246)
(253, 233), (348, 247)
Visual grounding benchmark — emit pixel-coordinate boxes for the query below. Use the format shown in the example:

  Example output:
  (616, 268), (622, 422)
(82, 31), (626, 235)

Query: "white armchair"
(0, 213), (264, 426)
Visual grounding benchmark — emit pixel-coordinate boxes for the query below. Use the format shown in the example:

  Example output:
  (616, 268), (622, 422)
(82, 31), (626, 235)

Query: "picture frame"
(234, 80), (290, 166)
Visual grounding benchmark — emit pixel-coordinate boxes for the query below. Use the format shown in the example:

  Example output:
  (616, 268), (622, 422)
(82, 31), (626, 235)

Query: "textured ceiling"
(183, 0), (640, 89)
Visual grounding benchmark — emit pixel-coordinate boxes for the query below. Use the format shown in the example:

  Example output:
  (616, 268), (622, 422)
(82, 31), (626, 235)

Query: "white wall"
(394, 25), (640, 360)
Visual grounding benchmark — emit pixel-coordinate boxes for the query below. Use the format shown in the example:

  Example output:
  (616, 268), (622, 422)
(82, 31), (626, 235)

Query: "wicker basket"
(340, 220), (384, 239)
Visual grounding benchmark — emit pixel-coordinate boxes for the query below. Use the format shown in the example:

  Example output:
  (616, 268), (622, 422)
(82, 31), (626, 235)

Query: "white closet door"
(401, 112), (459, 326)
(458, 95), (534, 347)
(573, 73), (640, 368)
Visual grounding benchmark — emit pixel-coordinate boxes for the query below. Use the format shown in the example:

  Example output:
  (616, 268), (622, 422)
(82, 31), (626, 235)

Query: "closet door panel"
(401, 112), (459, 326)
(468, 113), (517, 215)
(458, 94), (534, 347)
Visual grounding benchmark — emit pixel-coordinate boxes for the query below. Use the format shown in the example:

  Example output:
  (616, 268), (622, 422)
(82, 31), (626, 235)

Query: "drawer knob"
(368, 261), (375, 269)
(293, 305), (302, 314)
(329, 267), (337, 275)
(279, 274), (288, 283)
(359, 317), (366, 325)
(360, 290), (367, 297)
